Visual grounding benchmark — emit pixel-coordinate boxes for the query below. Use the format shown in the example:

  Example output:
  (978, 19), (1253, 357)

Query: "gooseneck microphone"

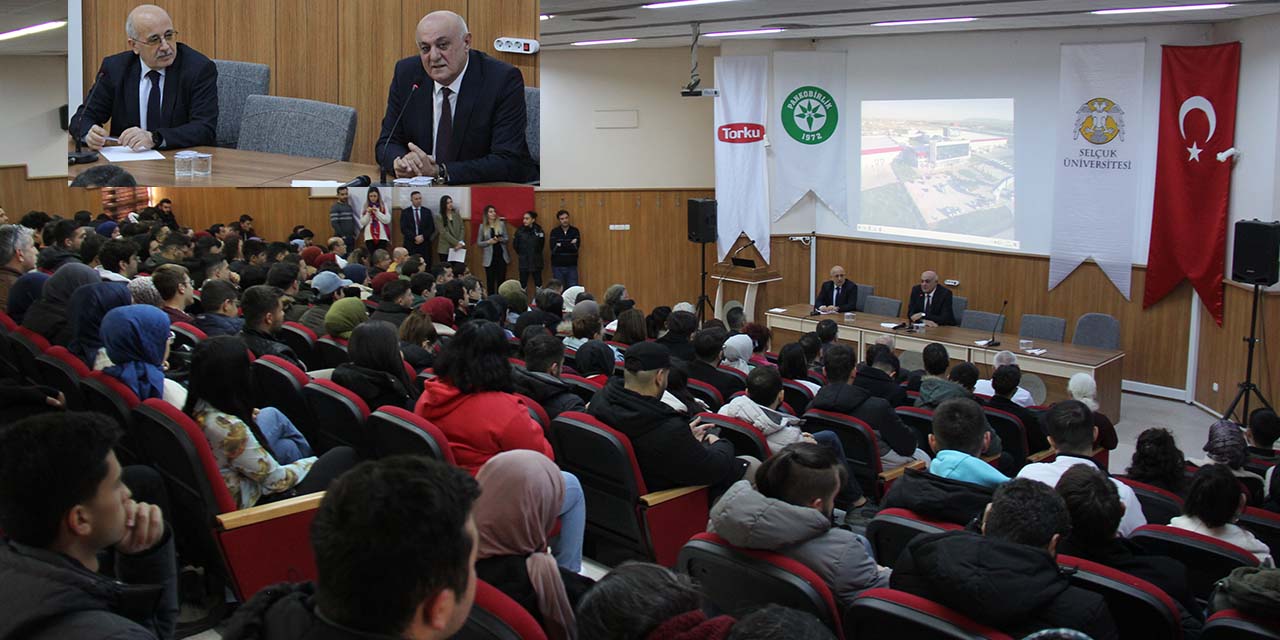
(341, 175), (371, 188)
(987, 299), (1008, 348)
(69, 71), (107, 165)
(731, 238), (756, 257)
(378, 82), (420, 184)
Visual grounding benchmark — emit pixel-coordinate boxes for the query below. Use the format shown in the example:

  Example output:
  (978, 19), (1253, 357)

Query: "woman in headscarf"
(474, 451), (593, 640)
(21, 262), (102, 345)
(68, 281), (131, 368)
(100, 304), (187, 409)
(299, 245), (323, 269)
(1067, 372), (1118, 451)
(1203, 419), (1266, 504)
(561, 285), (585, 312)
(574, 340), (617, 386)
(128, 276), (164, 307)
(601, 284), (634, 325)
(323, 297), (368, 341)
(95, 221), (120, 238)
(499, 279), (528, 324)
(721, 333), (754, 375)
(422, 296), (458, 337)
(342, 263), (368, 286)
(5, 271), (49, 324)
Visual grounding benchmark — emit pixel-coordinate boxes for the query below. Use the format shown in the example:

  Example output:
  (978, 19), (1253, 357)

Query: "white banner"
(1049, 42), (1145, 298)
(770, 51), (848, 224)
(714, 56), (771, 262)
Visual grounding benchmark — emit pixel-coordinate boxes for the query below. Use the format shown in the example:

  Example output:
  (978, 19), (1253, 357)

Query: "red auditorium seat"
(687, 378), (724, 412)
(678, 532), (844, 637)
(695, 412), (771, 459)
(1238, 507), (1280, 560)
(865, 507), (963, 567)
(1203, 609), (1280, 639)
(1057, 554), (1184, 640)
(250, 355), (314, 443)
(302, 379), (371, 455)
(895, 406), (935, 456)
(314, 336), (350, 369)
(35, 345), (90, 410)
(131, 399), (323, 601)
(1115, 476), (1185, 525)
(781, 378), (816, 414)
(982, 406), (1029, 465)
(803, 408), (917, 499)
(846, 588), (1014, 639)
(806, 370), (827, 386)
(10, 326), (51, 381)
(546, 411), (709, 567)
(368, 405), (454, 462)
(1130, 524), (1263, 601)
(452, 580), (549, 640)
(279, 321), (317, 368)
(170, 321), (207, 350)
(562, 372), (603, 403)
(81, 370), (143, 462)
(0, 310), (20, 377)
(717, 364), (748, 386)
(515, 393), (550, 430)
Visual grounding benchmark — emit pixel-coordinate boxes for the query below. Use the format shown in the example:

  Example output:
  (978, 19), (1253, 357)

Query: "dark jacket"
(240, 328), (305, 371)
(816, 279), (857, 312)
(588, 380), (742, 492)
(36, 247), (82, 272)
(687, 359), (746, 403)
(475, 555), (595, 628)
(549, 225), (580, 267)
(72, 43), (218, 149)
(296, 302), (331, 339)
(332, 363), (413, 411)
(881, 466), (994, 526)
(513, 368), (586, 420)
(398, 205), (435, 257)
(20, 300), (74, 346)
(193, 312), (244, 338)
(221, 582), (361, 640)
(1057, 535), (1202, 624)
(375, 50), (536, 184)
(852, 363), (909, 407)
(892, 531), (1119, 640)
(656, 333), (697, 363)
(400, 341), (434, 373)
(368, 301), (412, 328)
(809, 382), (916, 457)
(916, 377), (1003, 456)
(513, 223), (545, 272)
(906, 284), (957, 326)
(988, 394), (1050, 454)
(0, 533), (179, 640)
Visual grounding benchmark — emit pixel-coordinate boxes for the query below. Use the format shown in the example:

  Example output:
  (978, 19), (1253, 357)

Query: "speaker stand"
(1222, 282), (1274, 423)
(694, 241), (710, 326)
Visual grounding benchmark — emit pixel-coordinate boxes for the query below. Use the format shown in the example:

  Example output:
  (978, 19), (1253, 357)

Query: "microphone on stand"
(69, 71), (107, 165)
(378, 82), (420, 184)
(731, 238), (756, 257)
(341, 175), (371, 188)
(986, 299), (1008, 348)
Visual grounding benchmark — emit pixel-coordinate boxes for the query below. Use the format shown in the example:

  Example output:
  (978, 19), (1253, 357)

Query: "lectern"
(710, 235), (782, 323)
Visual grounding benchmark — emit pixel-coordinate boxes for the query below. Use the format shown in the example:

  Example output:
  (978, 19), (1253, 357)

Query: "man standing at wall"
(549, 209), (581, 287)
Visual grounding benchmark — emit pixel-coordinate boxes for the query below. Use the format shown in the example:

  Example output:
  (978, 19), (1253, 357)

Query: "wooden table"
(765, 303), (1125, 418)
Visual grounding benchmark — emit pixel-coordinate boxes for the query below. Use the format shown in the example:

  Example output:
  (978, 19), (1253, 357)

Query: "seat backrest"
(36, 346), (90, 410)
(1056, 554), (1183, 640)
(1130, 524), (1262, 600)
(895, 406), (935, 456)
(846, 588), (1013, 640)
(802, 409), (884, 497)
(547, 411), (647, 547)
(961, 310), (1006, 333)
(687, 378), (724, 411)
(453, 579), (549, 640)
(315, 337), (352, 369)
(213, 59), (270, 147)
(251, 355), (314, 441)
(717, 364), (748, 386)
(854, 282), (873, 312)
(524, 86), (540, 163)
(697, 412), (770, 459)
(11, 326), (51, 380)
(678, 532), (843, 637)
(951, 295), (968, 321)
(82, 372), (142, 459)
(562, 373), (603, 403)
(982, 407), (1028, 464)
(368, 406), (455, 463)
(1114, 477), (1184, 525)
(1074, 312), (1121, 350)
(278, 322), (317, 368)
(782, 379), (815, 415)
(1238, 507), (1280, 560)
(865, 295), (903, 317)
(514, 393), (550, 430)
(1019, 313), (1067, 342)
(302, 380), (371, 454)
(865, 507), (963, 567)
(1203, 609), (1280, 640)
(238, 95), (358, 161)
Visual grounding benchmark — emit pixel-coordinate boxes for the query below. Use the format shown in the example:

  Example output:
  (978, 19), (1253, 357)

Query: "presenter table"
(765, 303), (1125, 419)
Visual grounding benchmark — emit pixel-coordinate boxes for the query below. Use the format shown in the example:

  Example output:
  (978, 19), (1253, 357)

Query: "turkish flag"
(1143, 43), (1240, 325)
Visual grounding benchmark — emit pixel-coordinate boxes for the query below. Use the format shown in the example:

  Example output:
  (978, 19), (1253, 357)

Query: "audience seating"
(1115, 477), (1184, 525)
(1019, 314), (1067, 343)
(865, 507), (963, 568)
(696, 412), (771, 459)
(687, 378), (725, 412)
(845, 588), (1014, 639)
(367, 406), (454, 462)
(237, 95), (358, 161)
(1129, 524), (1262, 601)
(515, 393), (551, 430)
(0, 311), (19, 379)
(302, 379), (371, 455)
(677, 532), (843, 637)
(314, 336), (350, 369)
(960, 310), (1006, 334)
(563, 372), (603, 403)
(1203, 609), (1280, 640)
(951, 295), (968, 322)
(1057, 554), (1184, 640)
(854, 282), (874, 312)
(250, 355), (314, 442)
(171, 321), (207, 351)
(452, 579), (549, 640)
(895, 406), (935, 456)
(1074, 313), (1121, 350)
(212, 59), (270, 148)
(10, 326), (50, 382)
(865, 295), (902, 317)
(806, 370), (827, 386)
(35, 346), (90, 411)
(717, 364), (748, 386)
(1239, 507), (1280, 558)
(546, 411), (709, 567)
(81, 370), (143, 461)
(279, 322), (317, 369)
(803, 409), (911, 499)
(982, 407), (1029, 465)
(781, 378), (815, 414)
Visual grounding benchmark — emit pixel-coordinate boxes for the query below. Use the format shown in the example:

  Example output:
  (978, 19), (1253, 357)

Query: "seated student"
(1203, 419), (1267, 504)
(333, 321), (417, 411)
(239, 285), (306, 371)
(99, 305), (188, 409)
(398, 308), (438, 372)
(21, 262), (101, 345)
(883, 398), (1008, 526)
(741, 323), (774, 369)
(906, 342), (949, 393)
(1055, 465), (1203, 624)
(515, 288), (562, 336)
(184, 337), (355, 509)
(1247, 408), (1279, 461)
(918, 361), (1005, 459)
(297, 270), (351, 338)
(656, 310), (698, 362)
(221, 457), (481, 640)
(689, 327), (748, 400)
(1017, 401), (1146, 537)
(613, 308), (648, 346)
(368, 279), (414, 328)
(710, 442), (890, 610)
(563, 307), (604, 350)
(644, 305), (671, 339)
(67, 281), (131, 369)
(809, 344), (929, 470)
(421, 296), (458, 337)
(721, 333), (755, 376)
(852, 344), (908, 408)
(727, 605), (836, 640)
(267, 261), (309, 323)
(323, 296), (369, 341)
(798, 331), (824, 374)
(1171, 464), (1274, 566)
(473, 451), (594, 639)
(973, 350), (1034, 406)
(369, 249), (391, 276)
(987, 364), (1050, 453)
(576, 562), (735, 640)
(898, 480), (1120, 639)
(661, 363), (711, 417)
(192, 279), (244, 338)
(96, 237), (139, 283)
(574, 339), (618, 386)
(1068, 372), (1119, 451)
(408, 271), (434, 306)
(1125, 427), (1190, 496)
(0, 412), (178, 640)
(814, 319), (838, 362)
(513, 333), (586, 420)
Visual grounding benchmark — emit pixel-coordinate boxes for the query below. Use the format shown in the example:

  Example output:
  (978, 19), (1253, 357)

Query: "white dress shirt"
(138, 58), (166, 132)
(431, 57), (469, 159)
(1016, 454), (1147, 537)
(973, 379), (1034, 406)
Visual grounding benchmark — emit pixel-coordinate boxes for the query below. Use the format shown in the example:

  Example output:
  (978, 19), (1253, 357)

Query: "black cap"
(624, 341), (671, 372)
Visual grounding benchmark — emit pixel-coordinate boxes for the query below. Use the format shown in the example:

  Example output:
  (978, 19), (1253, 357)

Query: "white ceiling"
(0, 0), (66, 56)
(539, 0), (1280, 47)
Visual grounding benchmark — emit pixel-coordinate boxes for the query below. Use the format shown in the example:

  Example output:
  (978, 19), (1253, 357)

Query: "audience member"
(369, 279), (415, 328)
(741, 322), (773, 368)
(36, 218), (86, 271)
(688, 327), (747, 401)
(815, 319), (838, 360)
(906, 342), (949, 392)
(1203, 419), (1267, 500)
(726, 605), (835, 640)
(67, 282), (131, 368)
(661, 363), (710, 417)
(324, 296), (369, 341)
(576, 562), (734, 640)
(645, 305), (671, 340)
(151, 263), (194, 325)
(191, 279), (244, 338)
(721, 333), (754, 375)
(1017, 401), (1145, 536)
(916, 360), (1005, 461)
(656, 310), (698, 362)
(1171, 464), (1274, 566)
(398, 308), (439, 372)
(891, 479), (1118, 639)
(420, 295), (456, 335)
(851, 345), (907, 407)
(725, 305), (747, 335)
(239, 285), (305, 370)
(1247, 408), (1279, 463)
(96, 238), (138, 284)
(298, 271), (352, 338)
(332, 321), (416, 411)
(513, 333), (586, 420)
(127, 275), (163, 308)
(564, 311), (603, 351)
(267, 261), (308, 322)
(799, 332), (824, 372)
(613, 308), (647, 346)
(222, 456), (480, 640)
(141, 234), (191, 273)
(0, 224), (38, 311)
(775, 343), (819, 397)
(602, 284), (634, 325)
(809, 344), (928, 470)
(1124, 428), (1189, 496)
(974, 350), (1034, 405)
(1067, 373), (1119, 450)
(21, 262), (101, 345)
(987, 364), (1050, 453)
(99, 305), (188, 408)
(574, 340), (618, 385)
(78, 233), (107, 269)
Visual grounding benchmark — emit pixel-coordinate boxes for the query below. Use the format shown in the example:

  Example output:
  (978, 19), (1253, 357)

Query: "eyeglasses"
(135, 30), (178, 47)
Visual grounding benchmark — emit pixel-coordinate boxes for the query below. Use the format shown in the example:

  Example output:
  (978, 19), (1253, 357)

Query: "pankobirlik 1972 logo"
(782, 85), (839, 145)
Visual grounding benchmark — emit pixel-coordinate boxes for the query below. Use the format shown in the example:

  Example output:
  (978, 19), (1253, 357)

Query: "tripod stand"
(1223, 282), (1274, 423)
(694, 241), (711, 325)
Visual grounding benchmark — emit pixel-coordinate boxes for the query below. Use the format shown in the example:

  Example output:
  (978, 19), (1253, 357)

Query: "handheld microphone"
(378, 82), (420, 184)
(986, 299), (1008, 348)
(731, 238), (756, 257)
(342, 175), (371, 188)
(69, 71), (106, 165)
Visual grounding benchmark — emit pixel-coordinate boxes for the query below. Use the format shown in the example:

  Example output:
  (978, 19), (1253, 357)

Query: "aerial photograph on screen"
(859, 99), (1016, 249)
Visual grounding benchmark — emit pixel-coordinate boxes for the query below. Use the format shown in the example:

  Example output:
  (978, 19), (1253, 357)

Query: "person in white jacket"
(1170, 463), (1274, 567)
(358, 186), (392, 254)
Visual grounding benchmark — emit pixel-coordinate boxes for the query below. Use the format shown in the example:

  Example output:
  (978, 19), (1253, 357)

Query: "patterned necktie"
(146, 70), (162, 131)
(436, 87), (453, 162)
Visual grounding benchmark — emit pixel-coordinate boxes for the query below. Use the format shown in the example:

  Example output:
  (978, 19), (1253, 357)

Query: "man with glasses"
(72, 4), (218, 152)
(907, 270), (957, 327)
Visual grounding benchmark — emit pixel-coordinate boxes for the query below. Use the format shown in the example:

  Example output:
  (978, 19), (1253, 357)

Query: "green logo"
(782, 85), (839, 145)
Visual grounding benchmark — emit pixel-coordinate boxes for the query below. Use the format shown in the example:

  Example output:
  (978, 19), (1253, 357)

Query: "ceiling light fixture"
(642, 0), (742, 9)
(871, 17), (977, 26)
(0, 20), (67, 42)
(570, 38), (640, 46)
(704, 28), (785, 37)
(1091, 3), (1232, 14)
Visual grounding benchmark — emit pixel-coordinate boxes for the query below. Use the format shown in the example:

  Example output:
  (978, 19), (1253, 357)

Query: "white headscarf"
(562, 285), (585, 310)
(722, 334), (754, 374)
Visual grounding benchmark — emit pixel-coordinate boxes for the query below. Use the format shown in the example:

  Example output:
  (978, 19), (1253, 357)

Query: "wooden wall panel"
(214, 0), (278, 95)
(0, 167), (99, 217)
(1194, 282), (1280, 416)
(337, 0), (404, 168)
(274, 0), (340, 104)
(401, 0), (469, 56)
(466, 0), (539, 87)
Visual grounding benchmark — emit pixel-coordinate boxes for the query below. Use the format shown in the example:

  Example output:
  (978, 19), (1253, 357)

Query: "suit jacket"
(375, 50), (536, 184)
(72, 43), (218, 149)
(907, 284), (957, 326)
(816, 280), (857, 312)
(399, 206), (436, 255)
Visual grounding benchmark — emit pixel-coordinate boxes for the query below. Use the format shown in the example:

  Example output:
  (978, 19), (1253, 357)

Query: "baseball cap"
(624, 341), (671, 372)
(312, 270), (352, 296)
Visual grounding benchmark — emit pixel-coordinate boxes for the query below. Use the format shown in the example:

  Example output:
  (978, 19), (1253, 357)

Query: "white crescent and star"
(1178, 95), (1217, 163)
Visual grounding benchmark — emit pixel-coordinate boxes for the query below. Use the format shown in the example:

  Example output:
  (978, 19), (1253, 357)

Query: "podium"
(711, 236), (782, 323)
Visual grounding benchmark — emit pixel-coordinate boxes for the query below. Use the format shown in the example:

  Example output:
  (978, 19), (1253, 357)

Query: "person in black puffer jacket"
(332, 321), (416, 412)
(809, 344), (928, 470)
(513, 211), (545, 291)
(512, 333), (586, 420)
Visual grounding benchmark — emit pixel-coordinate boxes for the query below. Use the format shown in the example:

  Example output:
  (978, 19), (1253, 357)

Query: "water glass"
(844, 312), (856, 323)
(1019, 339), (1033, 351)
(194, 153), (212, 176)
(174, 151), (196, 177)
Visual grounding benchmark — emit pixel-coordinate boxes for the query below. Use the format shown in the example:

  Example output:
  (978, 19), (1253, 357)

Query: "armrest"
(878, 460), (926, 483)
(216, 492), (325, 531)
(1027, 449), (1055, 463)
(640, 485), (708, 507)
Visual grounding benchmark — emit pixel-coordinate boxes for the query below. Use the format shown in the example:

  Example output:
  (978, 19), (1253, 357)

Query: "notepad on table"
(99, 146), (165, 162)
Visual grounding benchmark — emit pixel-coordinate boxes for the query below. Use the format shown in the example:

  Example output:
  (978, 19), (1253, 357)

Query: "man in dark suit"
(399, 190), (435, 267)
(376, 11), (536, 185)
(907, 270), (957, 326)
(73, 5), (217, 151)
(815, 265), (857, 313)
